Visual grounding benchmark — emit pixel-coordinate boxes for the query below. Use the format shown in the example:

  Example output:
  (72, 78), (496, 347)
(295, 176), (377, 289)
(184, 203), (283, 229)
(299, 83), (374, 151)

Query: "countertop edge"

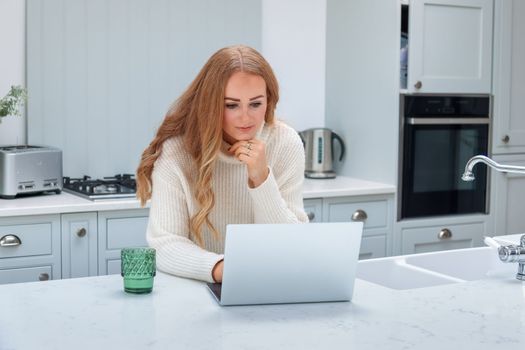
(0, 176), (395, 217)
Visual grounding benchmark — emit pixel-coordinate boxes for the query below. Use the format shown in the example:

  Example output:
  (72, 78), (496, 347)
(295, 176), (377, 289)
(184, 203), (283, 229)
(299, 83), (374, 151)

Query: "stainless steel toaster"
(0, 145), (63, 199)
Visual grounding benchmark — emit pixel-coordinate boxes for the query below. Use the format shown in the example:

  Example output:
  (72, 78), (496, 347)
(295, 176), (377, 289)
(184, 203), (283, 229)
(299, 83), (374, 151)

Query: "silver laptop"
(207, 222), (363, 306)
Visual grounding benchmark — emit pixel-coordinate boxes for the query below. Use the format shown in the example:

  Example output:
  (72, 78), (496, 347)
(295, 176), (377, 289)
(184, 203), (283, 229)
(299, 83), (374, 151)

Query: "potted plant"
(0, 85), (27, 122)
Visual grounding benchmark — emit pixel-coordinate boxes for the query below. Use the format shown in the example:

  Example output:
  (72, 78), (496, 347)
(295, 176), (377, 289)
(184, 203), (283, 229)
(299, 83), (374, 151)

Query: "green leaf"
(0, 85), (27, 118)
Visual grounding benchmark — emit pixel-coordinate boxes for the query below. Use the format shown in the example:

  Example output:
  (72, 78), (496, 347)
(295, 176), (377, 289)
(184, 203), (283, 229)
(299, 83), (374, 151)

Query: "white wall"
(0, 0), (326, 147)
(325, 0), (399, 185)
(0, 0), (26, 145)
(262, 0), (326, 131)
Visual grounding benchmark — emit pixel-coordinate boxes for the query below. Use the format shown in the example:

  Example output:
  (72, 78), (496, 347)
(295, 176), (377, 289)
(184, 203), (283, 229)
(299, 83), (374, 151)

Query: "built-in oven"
(398, 95), (491, 220)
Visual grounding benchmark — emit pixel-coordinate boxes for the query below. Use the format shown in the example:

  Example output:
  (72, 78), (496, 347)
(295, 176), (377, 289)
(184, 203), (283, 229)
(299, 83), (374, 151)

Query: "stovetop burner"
(63, 174), (137, 200)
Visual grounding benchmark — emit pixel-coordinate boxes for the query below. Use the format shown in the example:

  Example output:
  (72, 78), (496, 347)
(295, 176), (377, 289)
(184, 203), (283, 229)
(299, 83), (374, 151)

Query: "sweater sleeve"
(146, 170), (223, 283)
(248, 127), (309, 224)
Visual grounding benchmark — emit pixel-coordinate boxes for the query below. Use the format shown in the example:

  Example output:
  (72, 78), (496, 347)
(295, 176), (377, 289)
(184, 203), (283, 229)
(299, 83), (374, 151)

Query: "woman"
(136, 45), (308, 283)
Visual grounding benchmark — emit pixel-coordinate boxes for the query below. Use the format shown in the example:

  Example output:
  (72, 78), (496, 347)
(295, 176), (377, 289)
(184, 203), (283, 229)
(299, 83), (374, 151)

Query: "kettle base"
(305, 171), (337, 179)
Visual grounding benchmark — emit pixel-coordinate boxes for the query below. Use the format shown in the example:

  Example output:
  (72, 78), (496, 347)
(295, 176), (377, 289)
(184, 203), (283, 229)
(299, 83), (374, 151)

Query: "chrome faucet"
(461, 155), (525, 181)
(462, 155), (525, 280)
(498, 235), (525, 281)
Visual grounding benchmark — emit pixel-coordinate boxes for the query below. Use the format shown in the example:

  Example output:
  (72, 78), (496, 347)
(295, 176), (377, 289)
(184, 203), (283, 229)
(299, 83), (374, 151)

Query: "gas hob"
(62, 174), (136, 200)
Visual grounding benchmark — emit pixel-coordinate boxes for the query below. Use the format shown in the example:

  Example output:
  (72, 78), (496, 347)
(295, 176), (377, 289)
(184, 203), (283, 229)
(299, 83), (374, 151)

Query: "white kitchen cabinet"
(304, 195), (394, 259)
(324, 197), (389, 232)
(0, 215), (61, 284)
(303, 199), (323, 222)
(359, 236), (387, 260)
(61, 212), (98, 278)
(492, 0), (525, 154)
(98, 209), (149, 275)
(490, 154), (525, 236)
(1, 208), (150, 284)
(396, 216), (487, 254)
(323, 195), (394, 259)
(405, 0), (493, 93)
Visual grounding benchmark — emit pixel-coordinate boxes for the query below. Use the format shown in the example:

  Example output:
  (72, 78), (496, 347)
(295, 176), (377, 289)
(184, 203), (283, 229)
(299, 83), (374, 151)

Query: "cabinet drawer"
(0, 265), (52, 284)
(401, 222), (484, 255)
(106, 217), (149, 250)
(325, 199), (388, 230)
(0, 223), (53, 258)
(359, 235), (386, 260)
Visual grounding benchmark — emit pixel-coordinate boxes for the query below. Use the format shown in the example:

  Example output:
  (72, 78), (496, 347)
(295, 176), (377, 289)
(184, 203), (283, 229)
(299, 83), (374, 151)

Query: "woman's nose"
(240, 106), (251, 121)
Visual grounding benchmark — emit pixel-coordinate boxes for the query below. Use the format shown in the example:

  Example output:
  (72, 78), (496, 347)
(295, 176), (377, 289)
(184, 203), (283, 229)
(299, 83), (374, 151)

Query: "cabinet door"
(408, 0), (493, 93)
(492, 155), (525, 235)
(401, 221), (484, 254)
(492, 0), (525, 153)
(303, 199), (323, 222)
(61, 212), (98, 278)
(98, 209), (149, 275)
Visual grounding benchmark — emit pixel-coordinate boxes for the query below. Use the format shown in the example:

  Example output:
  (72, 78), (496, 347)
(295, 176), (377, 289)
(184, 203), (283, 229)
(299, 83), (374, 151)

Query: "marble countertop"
(302, 176), (395, 199)
(0, 267), (523, 349)
(0, 176), (395, 217)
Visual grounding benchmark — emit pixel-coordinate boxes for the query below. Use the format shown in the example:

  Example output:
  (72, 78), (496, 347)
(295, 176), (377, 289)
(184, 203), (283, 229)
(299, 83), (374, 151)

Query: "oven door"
(400, 119), (489, 219)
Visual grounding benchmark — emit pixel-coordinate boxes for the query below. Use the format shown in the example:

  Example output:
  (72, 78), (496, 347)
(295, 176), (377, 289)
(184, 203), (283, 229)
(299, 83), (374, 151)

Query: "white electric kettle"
(299, 128), (346, 179)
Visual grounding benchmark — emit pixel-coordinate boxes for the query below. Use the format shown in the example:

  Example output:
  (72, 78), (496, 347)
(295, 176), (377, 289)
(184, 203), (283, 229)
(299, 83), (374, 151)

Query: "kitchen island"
(0, 261), (523, 350)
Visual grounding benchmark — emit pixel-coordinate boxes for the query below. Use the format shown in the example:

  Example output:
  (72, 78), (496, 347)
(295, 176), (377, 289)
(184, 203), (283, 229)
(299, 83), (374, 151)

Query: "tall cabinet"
(326, 0), (495, 255)
(492, 0), (525, 153)
(490, 0), (525, 236)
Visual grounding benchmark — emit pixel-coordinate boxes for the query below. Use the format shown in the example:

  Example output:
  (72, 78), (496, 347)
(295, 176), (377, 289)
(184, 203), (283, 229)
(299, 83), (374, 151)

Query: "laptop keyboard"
(207, 282), (222, 300)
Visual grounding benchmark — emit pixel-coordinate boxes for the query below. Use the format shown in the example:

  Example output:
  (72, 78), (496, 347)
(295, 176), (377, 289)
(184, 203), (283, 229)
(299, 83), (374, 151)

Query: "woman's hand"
(212, 260), (224, 282)
(229, 139), (269, 188)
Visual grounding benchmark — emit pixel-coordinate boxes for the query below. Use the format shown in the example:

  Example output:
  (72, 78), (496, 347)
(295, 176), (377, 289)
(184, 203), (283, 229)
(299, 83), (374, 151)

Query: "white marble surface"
(302, 176), (395, 199)
(0, 191), (148, 217)
(0, 266), (524, 350)
(0, 176), (395, 217)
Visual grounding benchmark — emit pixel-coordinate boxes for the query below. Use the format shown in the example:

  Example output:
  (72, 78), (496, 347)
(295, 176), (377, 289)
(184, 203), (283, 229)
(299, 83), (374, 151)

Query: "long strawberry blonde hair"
(136, 45), (279, 246)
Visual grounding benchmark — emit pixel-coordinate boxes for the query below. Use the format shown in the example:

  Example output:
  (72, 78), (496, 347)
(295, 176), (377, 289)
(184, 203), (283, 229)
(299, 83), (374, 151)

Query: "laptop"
(207, 222), (363, 306)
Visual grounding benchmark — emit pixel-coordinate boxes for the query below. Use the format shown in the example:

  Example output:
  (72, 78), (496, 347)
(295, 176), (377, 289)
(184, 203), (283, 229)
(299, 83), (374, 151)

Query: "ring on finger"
(246, 142), (253, 150)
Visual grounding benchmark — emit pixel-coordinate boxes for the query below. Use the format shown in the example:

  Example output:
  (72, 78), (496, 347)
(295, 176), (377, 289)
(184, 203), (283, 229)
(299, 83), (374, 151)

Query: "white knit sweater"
(146, 121), (309, 282)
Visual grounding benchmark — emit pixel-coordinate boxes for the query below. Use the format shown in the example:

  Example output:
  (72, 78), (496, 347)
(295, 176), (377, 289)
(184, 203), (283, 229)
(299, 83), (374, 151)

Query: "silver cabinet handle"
(307, 212), (315, 221)
(351, 209), (368, 222)
(502, 135), (510, 144)
(438, 228), (452, 240)
(414, 81), (422, 89)
(39, 273), (50, 281)
(0, 234), (22, 247)
(76, 228), (87, 238)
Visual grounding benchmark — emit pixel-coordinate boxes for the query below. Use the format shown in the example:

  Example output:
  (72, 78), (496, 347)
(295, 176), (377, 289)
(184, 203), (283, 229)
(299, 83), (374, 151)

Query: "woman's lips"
(237, 126), (254, 132)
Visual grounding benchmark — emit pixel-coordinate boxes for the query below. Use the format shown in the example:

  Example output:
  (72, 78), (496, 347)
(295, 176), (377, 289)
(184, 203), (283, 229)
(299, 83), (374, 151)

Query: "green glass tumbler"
(121, 247), (156, 294)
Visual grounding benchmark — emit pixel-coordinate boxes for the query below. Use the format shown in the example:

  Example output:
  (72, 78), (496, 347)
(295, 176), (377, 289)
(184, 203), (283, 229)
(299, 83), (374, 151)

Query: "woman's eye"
(225, 104), (238, 110)
(250, 102), (262, 108)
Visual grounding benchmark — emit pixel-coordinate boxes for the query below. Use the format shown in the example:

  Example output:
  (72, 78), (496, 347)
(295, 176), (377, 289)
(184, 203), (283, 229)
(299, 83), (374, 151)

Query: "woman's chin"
(226, 134), (254, 143)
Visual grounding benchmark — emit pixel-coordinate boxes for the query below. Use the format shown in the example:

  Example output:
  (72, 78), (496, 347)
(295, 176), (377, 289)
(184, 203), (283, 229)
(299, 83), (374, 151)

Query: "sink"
(405, 246), (517, 281)
(356, 245), (518, 290)
(356, 256), (462, 290)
